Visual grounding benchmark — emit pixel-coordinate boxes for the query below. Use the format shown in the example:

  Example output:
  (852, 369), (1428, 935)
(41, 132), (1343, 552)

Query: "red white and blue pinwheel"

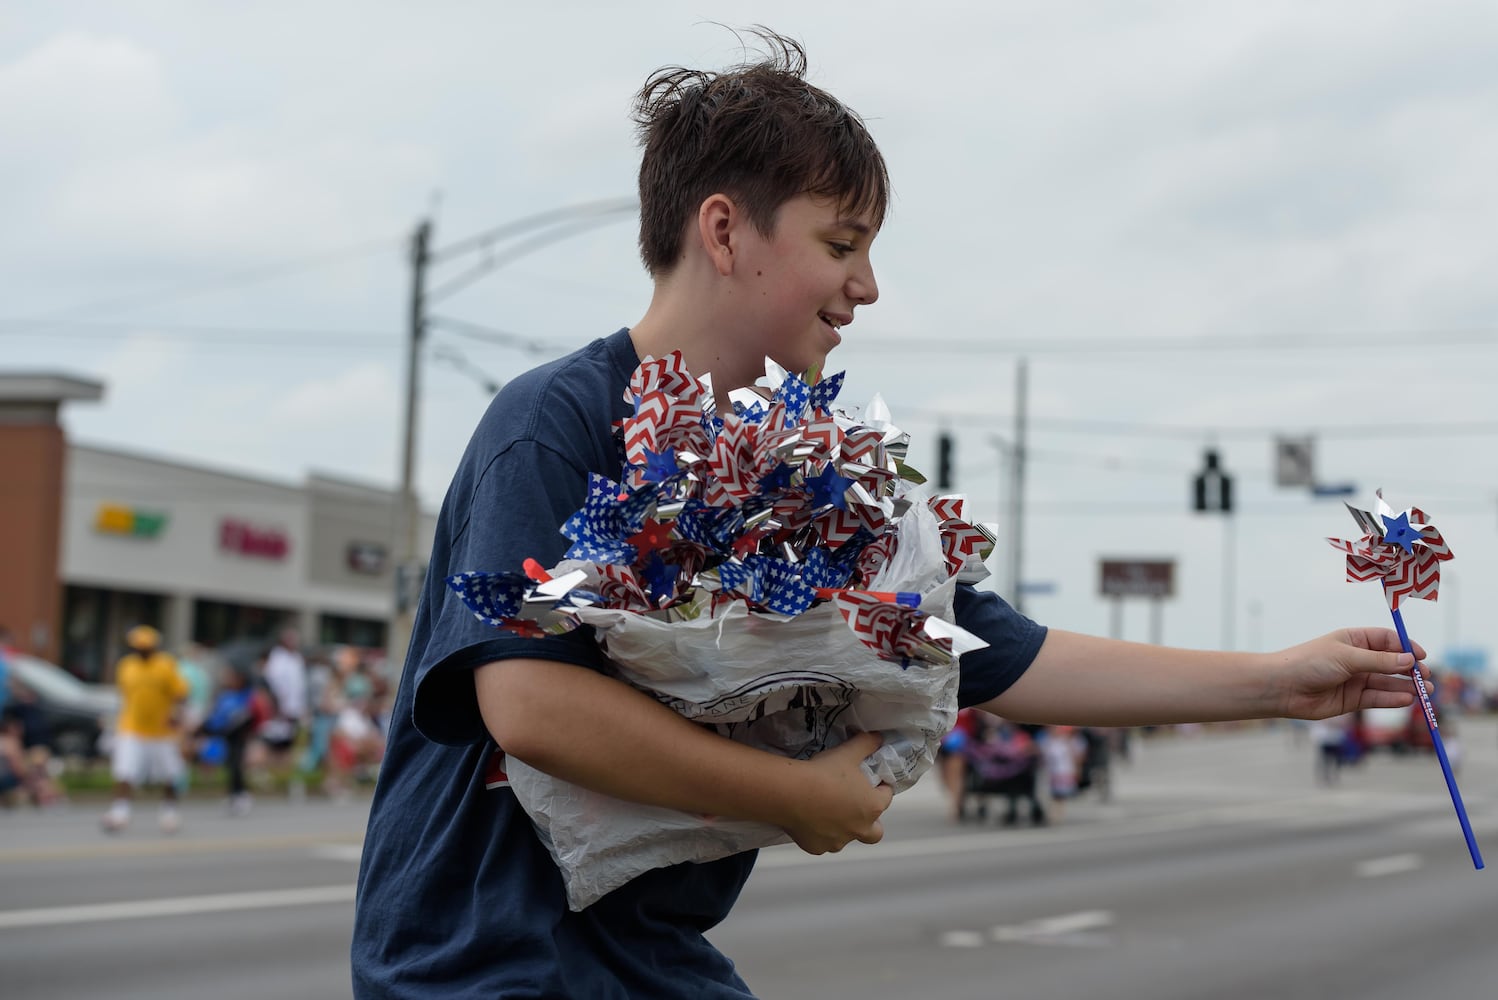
(1328, 490), (1482, 870)
(447, 351), (995, 666)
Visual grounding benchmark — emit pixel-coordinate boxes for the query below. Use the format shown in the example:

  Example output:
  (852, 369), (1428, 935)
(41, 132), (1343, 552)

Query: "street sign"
(1019, 581), (1057, 597)
(1445, 647), (1488, 677)
(1099, 558), (1175, 599)
(1275, 436), (1315, 488)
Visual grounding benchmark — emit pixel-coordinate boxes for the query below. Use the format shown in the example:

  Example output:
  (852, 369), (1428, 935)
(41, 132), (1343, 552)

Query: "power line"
(846, 328), (1498, 357)
(0, 320), (396, 347)
(429, 343), (504, 395)
(900, 409), (1498, 441)
(954, 446), (1495, 500)
(430, 198), (639, 264)
(426, 215), (638, 304)
(0, 235), (402, 335)
(1014, 500), (1498, 517)
(426, 315), (557, 355)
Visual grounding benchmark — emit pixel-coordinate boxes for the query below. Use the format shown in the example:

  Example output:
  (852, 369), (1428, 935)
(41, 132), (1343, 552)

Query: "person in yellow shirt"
(102, 625), (190, 834)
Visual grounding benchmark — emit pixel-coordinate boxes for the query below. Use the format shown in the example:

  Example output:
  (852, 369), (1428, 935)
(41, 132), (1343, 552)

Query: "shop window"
(61, 586), (165, 682)
(319, 613), (388, 651)
(193, 598), (294, 648)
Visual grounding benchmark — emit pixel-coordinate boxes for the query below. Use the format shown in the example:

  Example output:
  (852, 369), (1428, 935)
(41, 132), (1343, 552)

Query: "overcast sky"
(5, 1), (1497, 665)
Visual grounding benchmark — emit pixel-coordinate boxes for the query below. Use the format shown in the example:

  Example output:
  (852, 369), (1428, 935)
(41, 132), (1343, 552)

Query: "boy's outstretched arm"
(475, 658), (894, 855)
(981, 627), (1425, 727)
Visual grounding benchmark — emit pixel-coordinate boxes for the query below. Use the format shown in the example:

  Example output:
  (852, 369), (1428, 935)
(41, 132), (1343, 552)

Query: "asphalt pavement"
(2, 719), (1495, 999)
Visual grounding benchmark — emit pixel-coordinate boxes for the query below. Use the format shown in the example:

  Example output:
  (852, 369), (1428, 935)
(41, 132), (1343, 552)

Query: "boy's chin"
(774, 352), (828, 382)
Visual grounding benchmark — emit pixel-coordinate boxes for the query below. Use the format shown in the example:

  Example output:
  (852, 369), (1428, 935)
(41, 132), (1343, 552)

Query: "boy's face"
(733, 193), (880, 379)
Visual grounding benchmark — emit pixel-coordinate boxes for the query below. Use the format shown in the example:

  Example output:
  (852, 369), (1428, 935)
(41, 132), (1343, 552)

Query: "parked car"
(5, 655), (119, 759)
(1358, 704), (1434, 754)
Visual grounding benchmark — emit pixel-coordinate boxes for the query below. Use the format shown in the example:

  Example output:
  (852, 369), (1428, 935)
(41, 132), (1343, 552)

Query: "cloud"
(0, 33), (173, 156)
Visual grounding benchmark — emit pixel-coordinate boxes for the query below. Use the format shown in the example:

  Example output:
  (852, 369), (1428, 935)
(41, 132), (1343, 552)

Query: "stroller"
(957, 718), (1047, 826)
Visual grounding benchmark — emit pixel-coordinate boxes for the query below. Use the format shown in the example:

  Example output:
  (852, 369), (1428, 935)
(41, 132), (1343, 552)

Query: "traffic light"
(1192, 449), (1233, 513)
(937, 432), (954, 490)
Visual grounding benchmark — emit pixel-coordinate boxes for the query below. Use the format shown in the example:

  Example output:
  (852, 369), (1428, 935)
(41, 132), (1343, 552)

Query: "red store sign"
(219, 518), (290, 561)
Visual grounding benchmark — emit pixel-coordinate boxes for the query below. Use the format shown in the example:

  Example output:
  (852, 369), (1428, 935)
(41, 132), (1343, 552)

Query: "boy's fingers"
(1352, 627), (1424, 661)
(1352, 647), (1415, 676)
(857, 819), (885, 845)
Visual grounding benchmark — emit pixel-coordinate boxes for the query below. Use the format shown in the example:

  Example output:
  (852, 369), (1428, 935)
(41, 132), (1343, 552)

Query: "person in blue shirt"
(0, 624), (12, 719)
(351, 31), (1426, 999)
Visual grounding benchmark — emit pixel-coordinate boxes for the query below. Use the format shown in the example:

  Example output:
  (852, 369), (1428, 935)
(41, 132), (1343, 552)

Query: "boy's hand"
(1273, 627), (1427, 720)
(782, 732), (894, 855)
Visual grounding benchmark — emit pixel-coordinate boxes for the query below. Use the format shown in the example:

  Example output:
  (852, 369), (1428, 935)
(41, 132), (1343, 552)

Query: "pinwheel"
(1329, 490), (1482, 869)
(448, 351), (996, 664)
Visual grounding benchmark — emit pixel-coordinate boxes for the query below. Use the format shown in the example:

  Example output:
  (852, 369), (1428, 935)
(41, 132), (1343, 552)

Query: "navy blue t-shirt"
(351, 329), (1047, 998)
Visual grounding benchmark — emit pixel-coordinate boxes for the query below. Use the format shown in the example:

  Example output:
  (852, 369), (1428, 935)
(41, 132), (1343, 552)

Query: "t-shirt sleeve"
(168, 659), (191, 701)
(412, 437), (613, 746)
(953, 584), (1048, 708)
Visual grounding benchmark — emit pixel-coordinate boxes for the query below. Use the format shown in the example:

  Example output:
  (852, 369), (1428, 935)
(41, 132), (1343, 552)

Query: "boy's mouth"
(818, 311), (849, 341)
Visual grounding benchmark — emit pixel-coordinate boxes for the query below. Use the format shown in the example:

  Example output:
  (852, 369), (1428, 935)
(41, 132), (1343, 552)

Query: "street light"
(388, 199), (639, 666)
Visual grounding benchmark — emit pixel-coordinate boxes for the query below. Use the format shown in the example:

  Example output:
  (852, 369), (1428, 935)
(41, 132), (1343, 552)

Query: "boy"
(352, 33), (1423, 998)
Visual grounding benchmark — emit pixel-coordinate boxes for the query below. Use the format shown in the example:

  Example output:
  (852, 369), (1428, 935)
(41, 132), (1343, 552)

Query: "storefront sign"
(95, 503), (169, 538)
(1099, 558), (1175, 599)
(346, 541), (388, 575)
(219, 518), (289, 560)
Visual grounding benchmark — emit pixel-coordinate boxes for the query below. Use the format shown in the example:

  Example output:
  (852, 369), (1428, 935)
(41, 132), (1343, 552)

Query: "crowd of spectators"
(0, 622), (390, 822)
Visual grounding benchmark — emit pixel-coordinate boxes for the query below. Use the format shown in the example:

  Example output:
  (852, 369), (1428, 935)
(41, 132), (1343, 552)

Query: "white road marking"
(1356, 853), (1423, 878)
(312, 844), (364, 862)
(939, 930), (987, 948)
(992, 909), (1115, 944)
(0, 884), (355, 930)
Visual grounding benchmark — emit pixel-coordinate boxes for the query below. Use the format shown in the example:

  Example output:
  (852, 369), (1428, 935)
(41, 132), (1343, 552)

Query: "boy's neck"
(629, 268), (764, 400)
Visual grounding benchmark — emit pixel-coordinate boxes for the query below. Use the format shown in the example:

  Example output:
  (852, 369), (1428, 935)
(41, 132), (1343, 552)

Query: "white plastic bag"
(506, 502), (984, 909)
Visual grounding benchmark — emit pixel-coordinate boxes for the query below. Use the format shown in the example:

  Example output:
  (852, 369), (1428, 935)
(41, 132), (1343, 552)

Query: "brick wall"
(0, 423), (64, 660)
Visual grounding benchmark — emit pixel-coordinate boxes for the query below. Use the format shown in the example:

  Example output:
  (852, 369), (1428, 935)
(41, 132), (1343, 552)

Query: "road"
(2, 720), (1495, 999)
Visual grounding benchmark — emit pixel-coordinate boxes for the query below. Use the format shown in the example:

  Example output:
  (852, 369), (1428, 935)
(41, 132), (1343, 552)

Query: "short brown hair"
(633, 30), (891, 276)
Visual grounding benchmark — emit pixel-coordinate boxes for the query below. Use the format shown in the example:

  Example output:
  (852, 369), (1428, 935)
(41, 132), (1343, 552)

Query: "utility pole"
(391, 218), (431, 669)
(986, 433), (1013, 600)
(1010, 358), (1028, 615)
(382, 199), (639, 670)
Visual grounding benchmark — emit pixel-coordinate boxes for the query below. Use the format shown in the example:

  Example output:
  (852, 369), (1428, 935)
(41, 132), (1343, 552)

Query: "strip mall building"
(0, 374), (434, 682)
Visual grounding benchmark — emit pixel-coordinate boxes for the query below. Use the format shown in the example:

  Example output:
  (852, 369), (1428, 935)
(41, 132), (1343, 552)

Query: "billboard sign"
(1099, 558), (1175, 599)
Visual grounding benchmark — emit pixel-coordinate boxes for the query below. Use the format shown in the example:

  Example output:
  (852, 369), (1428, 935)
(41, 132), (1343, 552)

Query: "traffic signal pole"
(1192, 447), (1236, 651)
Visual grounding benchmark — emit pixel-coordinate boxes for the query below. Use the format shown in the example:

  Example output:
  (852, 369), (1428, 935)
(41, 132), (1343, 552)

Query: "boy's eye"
(828, 242), (854, 257)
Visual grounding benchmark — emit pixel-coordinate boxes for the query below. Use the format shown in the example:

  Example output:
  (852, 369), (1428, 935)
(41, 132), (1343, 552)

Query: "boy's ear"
(696, 193), (738, 277)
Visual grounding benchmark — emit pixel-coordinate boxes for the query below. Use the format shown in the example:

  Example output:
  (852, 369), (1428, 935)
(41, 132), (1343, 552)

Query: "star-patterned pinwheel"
(1327, 489), (1452, 610)
(626, 517), (675, 557)
(1326, 489), (1482, 870)
(773, 372), (812, 424)
(455, 350), (981, 639)
(806, 464), (855, 511)
(639, 447), (681, 484)
(445, 570), (583, 636)
(807, 370), (845, 415)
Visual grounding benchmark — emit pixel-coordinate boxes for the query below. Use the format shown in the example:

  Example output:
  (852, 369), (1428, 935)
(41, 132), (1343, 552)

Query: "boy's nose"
(848, 264), (879, 306)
